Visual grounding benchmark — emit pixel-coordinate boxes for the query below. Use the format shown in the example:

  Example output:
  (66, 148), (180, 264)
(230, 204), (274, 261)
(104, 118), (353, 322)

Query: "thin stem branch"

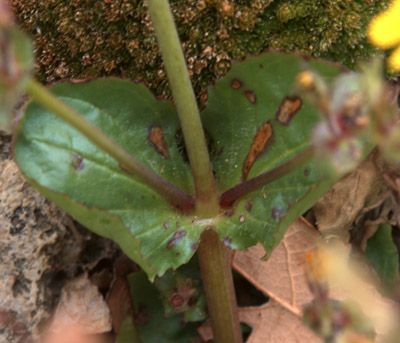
(220, 146), (315, 208)
(26, 79), (195, 211)
(145, 0), (218, 216)
(197, 229), (243, 343)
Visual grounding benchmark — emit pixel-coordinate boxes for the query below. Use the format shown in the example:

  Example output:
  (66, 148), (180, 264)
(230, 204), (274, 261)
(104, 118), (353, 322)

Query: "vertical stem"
(197, 230), (243, 343)
(145, 3), (241, 343)
(146, 0), (218, 216)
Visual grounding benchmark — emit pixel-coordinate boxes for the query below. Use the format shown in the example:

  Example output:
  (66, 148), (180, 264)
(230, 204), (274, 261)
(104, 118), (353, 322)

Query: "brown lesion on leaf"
(223, 208), (236, 217)
(230, 78), (243, 89)
(148, 125), (170, 159)
(245, 200), (253, 212)
(244, 90), (256, 104)
(71, 153), (84, 171)
(242, 121), (273, 181)
(166, 229), (187, 250)
(276, 96), (302, 125)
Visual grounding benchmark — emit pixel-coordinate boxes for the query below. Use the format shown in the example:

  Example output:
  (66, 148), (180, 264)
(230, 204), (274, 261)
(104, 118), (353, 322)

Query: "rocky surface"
(0, 131), (118, 342)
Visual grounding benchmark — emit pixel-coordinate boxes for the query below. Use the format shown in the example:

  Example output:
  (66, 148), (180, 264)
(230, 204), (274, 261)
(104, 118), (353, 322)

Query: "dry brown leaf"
(233, 219), (319, 315)
(106, 256), (135, 334)
(239, 301), (322, 343)
(231, 218), (322, 343)
(42, 326), (109, 343)
(313, 150), (385, 243)
(198, 297), (322, 343)
(232, 218), (397, 343)
(44, 274), (111, 337)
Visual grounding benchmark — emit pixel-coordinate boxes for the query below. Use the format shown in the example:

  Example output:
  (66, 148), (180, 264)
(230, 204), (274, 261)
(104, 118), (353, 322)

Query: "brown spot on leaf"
(304, 169), (310, 176)
(230, 78), (243, 89)
(242, 121), (273, 181)
(276, 96), (302, 125)
(176, 222), (181, 228)
(71, 153), (84, 171)
(148, 125), (170, 159)
(271, 207), (285, 220)
(170, 294), (185, 308)
(189, 242), (198, 250)
(239, 215), (246, 223)
(244, 90), (256, 104)
(224, 209), (235, 217)
(166, 230), (187, 250)
(245, 200), (253, 212)
(163, 222), (170, 230)
(259, 64), (264, 68)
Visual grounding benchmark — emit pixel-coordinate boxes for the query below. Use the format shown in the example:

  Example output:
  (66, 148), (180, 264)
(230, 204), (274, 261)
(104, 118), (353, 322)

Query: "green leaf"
(126, 271), (201, 343)
(366, 224), (399, 288)
(201, 53), (342, 255)
(14, 52), (343, 279)
(117, 317), (142, 343)
(154, 257), (207, 322)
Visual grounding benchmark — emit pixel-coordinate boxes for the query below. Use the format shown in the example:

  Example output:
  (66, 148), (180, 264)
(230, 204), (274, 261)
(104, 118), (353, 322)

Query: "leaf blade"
(14, 52), (346, 278)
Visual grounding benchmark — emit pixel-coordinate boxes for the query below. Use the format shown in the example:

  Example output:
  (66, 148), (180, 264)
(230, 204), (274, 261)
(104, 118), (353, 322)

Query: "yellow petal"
(369, 0), (400, 49)
(388, 45), (400, 71)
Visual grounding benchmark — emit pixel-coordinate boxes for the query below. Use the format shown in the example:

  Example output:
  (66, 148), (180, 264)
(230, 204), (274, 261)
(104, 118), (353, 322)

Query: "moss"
(11, 0), (389, 100)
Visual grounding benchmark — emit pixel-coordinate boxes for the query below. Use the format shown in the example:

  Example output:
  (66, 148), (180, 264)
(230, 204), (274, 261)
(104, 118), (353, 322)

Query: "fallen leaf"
(239, 301), (322, 343)
(107, 256), (135, 334)
(42, 326), (109, 343)
(199, 219), (323, 343)
(43, 274), (112, 341)
(312, 150), (385, 243)
(232, 218), (397, 343)
(233, 219), (319, 314)
(382, 161), (400, 226)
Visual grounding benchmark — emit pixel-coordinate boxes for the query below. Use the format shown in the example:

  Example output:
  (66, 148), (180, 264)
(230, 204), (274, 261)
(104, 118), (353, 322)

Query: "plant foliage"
(14, 52), (343, 279)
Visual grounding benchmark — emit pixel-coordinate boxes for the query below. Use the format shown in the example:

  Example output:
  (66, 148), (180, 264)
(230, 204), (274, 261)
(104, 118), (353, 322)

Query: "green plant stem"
(220, 146), (315, 208)
(197, 229), (243, 343)
(145, 0), (218, 216)
(25, 78), (195, 211)
(145, 3), (241, 343)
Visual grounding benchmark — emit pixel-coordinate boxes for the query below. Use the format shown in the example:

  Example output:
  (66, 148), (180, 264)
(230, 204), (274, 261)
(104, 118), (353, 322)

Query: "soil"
(0, 130), (120, 343)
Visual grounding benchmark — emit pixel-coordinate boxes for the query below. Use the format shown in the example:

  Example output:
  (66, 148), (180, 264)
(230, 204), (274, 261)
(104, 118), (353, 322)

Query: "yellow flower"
(369, 0), (400, 71)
